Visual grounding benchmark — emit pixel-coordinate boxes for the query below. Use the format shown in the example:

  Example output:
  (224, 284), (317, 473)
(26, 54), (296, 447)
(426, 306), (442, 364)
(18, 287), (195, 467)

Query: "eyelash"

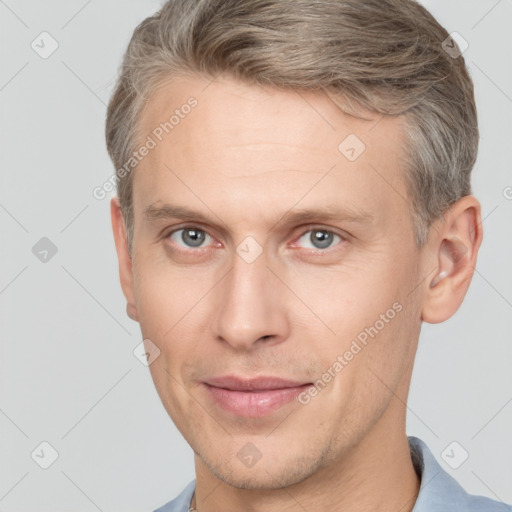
(164, 225), (346, 255)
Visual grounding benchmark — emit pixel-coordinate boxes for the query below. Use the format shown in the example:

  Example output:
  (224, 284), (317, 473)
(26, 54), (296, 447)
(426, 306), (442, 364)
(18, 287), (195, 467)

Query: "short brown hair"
(105, 0), (478, 255)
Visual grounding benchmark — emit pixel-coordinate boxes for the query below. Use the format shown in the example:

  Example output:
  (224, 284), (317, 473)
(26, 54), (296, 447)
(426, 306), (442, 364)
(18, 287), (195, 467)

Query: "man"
(105, 0), (509, 510)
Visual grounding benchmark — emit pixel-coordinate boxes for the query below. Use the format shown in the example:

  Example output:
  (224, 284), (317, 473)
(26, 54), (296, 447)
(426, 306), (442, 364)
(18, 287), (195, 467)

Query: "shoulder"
(153, 480), (196, 512)
(409, 436), (510, 512)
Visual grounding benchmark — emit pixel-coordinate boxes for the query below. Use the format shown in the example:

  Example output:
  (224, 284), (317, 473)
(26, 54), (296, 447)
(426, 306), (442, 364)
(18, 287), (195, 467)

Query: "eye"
(296, 229), (343, 250)
(168, 227), (213, 249)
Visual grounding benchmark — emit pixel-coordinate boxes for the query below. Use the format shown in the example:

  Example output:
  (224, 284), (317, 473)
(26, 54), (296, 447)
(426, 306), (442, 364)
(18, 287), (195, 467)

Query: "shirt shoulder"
(409, 436), (511, 512)
(153, 480), (196, 512)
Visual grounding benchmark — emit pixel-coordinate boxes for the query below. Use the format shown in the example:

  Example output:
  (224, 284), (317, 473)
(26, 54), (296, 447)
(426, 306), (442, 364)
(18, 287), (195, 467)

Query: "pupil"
(183, 229), (205, 247)
(311, 230), (332, 249)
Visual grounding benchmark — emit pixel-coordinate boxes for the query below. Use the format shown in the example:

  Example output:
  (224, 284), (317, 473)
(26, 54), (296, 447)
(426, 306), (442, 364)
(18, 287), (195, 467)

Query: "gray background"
(0, 1), (511, 510)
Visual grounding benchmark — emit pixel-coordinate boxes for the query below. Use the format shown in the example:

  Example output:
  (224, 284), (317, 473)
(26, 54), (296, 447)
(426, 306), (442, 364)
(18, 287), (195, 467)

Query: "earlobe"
(421, 196), (483, 324)
(110, 197), (140, 323)
(126, 303), (139, 321)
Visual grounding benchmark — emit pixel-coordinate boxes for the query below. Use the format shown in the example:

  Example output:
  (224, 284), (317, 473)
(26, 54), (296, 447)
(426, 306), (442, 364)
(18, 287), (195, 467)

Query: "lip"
(202, 375), (312, 417)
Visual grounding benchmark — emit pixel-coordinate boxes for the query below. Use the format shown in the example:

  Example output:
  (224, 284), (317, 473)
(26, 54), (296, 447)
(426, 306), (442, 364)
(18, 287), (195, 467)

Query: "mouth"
(202, 376), (312, 418)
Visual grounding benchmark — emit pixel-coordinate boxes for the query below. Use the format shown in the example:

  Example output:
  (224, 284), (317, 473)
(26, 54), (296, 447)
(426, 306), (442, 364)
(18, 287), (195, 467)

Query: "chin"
(199, 446), (328, 491)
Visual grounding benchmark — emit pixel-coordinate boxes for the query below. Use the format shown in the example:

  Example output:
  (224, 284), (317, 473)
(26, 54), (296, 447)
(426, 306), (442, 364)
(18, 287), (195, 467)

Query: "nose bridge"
(213, 248), (288, 350)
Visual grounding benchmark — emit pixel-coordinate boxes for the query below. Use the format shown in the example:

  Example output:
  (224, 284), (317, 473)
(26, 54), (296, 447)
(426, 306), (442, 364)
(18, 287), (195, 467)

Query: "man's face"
(128, 75), (425, 488)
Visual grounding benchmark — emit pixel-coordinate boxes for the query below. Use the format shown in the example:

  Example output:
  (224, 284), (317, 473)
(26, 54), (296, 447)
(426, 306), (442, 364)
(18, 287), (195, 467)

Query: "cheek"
(133, 253), (207, 333)
(287, 260), (401, 335)
(132, 263), (201, 386)
(290, 256), (418, 391)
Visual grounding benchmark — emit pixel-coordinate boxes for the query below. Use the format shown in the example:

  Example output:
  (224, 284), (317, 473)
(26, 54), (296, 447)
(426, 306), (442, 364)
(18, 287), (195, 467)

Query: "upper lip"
(204, 375), (310, 391)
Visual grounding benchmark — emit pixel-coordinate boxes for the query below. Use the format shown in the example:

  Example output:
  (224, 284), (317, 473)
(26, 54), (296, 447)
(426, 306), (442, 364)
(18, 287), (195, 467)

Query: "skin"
(111, 74), (483, 511)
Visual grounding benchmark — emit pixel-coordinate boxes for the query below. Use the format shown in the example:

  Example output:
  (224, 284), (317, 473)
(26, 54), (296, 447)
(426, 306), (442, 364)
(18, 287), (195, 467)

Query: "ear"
(421, 195), (483, 324)
(110, 197), (139, 322)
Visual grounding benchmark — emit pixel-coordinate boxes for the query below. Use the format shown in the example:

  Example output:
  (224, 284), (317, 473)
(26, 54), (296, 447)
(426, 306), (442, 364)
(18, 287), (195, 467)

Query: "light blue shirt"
(154, 437), (510, 511)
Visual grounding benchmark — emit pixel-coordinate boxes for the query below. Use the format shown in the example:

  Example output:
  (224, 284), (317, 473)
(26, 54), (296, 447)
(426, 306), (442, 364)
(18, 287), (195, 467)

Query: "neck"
(192, 396), (421, 512)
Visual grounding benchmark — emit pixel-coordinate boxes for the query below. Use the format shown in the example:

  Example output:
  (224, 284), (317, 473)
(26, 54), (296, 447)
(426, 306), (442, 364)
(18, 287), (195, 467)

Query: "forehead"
(133, 74), (409, 232)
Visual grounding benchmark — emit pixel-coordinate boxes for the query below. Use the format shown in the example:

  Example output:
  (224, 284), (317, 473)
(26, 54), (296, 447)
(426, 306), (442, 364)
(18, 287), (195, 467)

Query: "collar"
(409, 436), (506, 511)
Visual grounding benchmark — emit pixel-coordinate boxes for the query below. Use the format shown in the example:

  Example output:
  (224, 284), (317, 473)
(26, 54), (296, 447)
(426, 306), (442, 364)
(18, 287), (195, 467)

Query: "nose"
(212, 248), (290, 351)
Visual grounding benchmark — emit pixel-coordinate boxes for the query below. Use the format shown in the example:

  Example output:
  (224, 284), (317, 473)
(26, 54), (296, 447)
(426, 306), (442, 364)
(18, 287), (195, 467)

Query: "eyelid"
(163, 223), (213, 239)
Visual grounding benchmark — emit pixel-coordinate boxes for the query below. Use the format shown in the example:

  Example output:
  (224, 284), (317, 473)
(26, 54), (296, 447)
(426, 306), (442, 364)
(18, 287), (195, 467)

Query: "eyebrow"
(143, 204), (220, 224)
(142, 202), (374, 231)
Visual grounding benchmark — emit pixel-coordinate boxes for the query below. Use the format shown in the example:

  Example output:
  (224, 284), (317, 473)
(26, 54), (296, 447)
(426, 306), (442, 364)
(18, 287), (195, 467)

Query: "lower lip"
(203, 383), (311, 417)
